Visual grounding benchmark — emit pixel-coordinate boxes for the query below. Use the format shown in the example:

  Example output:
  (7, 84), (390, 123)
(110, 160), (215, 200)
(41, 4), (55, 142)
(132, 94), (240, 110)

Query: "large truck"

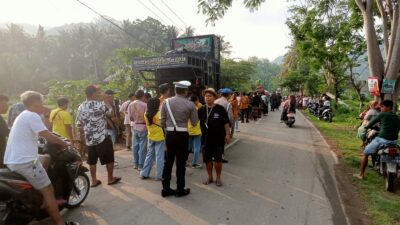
(132, 34), (221, 95)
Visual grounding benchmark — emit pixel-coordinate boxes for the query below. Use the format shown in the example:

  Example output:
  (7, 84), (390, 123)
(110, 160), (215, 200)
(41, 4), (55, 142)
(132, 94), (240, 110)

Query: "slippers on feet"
(216, 180), (223, 187)
(108, 177), (122, 185)
(91, 180), (102, 188)
(203, 179), (214, 185)
(353, 174), (363, 180)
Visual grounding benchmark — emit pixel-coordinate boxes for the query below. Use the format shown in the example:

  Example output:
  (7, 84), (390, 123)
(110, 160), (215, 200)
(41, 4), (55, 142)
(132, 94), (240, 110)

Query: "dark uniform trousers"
(162, 131), (189, 191)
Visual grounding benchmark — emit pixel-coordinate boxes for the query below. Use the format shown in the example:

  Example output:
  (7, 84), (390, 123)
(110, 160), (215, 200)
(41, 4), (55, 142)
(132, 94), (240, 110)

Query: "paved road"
(40, 110), (348, 225)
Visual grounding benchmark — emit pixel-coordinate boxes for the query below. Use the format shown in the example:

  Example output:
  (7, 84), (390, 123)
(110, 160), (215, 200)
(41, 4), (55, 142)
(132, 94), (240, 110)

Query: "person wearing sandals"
(140, 98), (165, 180)
(188, 95), (202, 168)
(76, 85), (121, 188)
(199, 88), (230, 187)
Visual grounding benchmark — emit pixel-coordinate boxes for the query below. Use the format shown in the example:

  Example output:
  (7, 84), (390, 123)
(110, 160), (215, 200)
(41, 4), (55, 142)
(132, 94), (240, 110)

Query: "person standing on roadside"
(140, 97), (164, 180)
(160, 81), (198, 198)
(215, 88), (233, 163)
(188, 95), (202, 168)
(240, 92), (249, 123)
(0, 95), (9, 168)
(229, 92), (239, 137)
(119, 93), (135, 150)
(199, 88), (230, 187)
(261, 92), (269, 116)
(49, 98), (73, 142)
(103, 90), (120, 147)
(158, 83), (170, 106)
(76, 85), (121, 187)
(250, 92), (261, 121)
(129, 90), (148, 170)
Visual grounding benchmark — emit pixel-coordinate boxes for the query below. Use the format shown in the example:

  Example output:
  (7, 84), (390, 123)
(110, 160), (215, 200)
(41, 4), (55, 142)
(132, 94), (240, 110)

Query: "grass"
(304, 107), (400, 225)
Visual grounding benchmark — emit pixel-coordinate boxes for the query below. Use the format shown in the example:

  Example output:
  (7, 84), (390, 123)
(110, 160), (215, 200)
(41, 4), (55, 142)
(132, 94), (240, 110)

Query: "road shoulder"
(300, 111), (372, 225)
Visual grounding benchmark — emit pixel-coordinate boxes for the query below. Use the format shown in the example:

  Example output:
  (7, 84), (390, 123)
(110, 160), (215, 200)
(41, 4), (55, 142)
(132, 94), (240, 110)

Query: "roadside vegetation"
(304, 93), (400, 225)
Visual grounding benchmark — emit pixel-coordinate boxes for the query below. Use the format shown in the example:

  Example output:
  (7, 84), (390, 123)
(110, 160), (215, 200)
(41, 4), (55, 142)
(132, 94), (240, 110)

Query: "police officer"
(160, 80), (198, 197)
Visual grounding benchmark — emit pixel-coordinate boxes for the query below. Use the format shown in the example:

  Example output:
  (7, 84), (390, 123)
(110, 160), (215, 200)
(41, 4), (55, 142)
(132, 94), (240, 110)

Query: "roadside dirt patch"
(334, 163), (372, 225)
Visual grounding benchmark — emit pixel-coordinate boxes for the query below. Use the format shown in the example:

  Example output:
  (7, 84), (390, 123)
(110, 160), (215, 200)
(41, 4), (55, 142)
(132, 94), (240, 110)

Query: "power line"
(136, 0), (169, 26)
(148, 0), (184, 31)
(73, 0), (153, 49)
(159, 0), (187, 28)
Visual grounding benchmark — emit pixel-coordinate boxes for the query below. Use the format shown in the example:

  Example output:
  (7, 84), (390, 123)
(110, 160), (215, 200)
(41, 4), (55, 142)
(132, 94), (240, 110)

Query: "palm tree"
(180, 26), (196, 37)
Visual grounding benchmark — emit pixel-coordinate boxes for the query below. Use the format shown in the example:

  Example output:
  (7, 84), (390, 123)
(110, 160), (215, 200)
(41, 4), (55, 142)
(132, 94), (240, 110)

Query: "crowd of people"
(0, 82), (286, 225)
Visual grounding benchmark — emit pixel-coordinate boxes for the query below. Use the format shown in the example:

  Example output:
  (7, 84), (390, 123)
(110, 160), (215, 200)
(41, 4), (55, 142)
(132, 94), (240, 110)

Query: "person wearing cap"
(76, 85), (121, 187)
(199, 88), (230, 187)
(103, 90), (120, 147)
(160, 80), (198, 197)
(214, 88), (233, 163)
(158, 83), (170, 106)
(119, 93), (136, 150)
(128, 90), (148, 170)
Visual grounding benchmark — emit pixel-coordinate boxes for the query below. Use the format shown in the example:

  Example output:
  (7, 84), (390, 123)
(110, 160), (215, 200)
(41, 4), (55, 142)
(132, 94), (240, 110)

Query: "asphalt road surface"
(39, 110), (348, 225)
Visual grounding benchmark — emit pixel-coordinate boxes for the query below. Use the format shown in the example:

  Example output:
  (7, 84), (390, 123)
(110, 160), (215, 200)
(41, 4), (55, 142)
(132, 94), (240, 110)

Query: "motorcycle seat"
(377, 144), (398, 152)
(0, 168), (27, 181)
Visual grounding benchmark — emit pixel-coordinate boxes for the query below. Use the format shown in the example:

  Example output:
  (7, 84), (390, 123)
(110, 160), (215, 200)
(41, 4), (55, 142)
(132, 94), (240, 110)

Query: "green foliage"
(0, 18), (194, 95)
(105, 48), (156, 99)
(284, 0), (365, 101)
(247, 57), (281, 92)
(197, 0), (265, 25)
(220, 58), (255, 91)
(46, 80), (91, 117)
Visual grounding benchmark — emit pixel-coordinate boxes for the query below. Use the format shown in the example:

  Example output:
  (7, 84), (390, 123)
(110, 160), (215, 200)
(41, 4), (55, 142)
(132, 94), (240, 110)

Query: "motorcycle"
(0, 138), (90, 225)
(376, 144), (400, 192)
(307, 102), (319, 116)
(365, 128), (400, 192)
(318, 106), (333, 122)
(285, 112), (296, 127)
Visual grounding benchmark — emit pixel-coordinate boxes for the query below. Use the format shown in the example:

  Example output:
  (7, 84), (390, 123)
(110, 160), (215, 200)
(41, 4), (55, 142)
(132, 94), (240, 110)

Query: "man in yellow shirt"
(49, 98), (73, 142)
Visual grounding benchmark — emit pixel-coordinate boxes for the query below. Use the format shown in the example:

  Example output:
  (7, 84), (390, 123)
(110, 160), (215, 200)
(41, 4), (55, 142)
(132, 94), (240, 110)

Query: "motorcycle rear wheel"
(385, 172), (396, 192)
(66, 171), (90, 209)
(0, 202), (6, 225)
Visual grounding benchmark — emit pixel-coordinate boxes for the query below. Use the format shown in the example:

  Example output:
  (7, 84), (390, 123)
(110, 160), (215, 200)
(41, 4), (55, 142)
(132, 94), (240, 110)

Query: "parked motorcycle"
(376, 144), (400, 192)
(0, 138), (90, 225)
(365, 128), (400, 192)
(307, 102), (319, 116)
(318, 106), (333, 122)
(285, 112), (296, 127)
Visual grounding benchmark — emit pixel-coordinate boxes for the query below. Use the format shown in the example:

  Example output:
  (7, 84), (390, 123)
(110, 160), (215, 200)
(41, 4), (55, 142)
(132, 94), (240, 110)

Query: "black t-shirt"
(0, 116), (9, 165)
(252, 95), (261, 106)
(198, 104), (230, 147)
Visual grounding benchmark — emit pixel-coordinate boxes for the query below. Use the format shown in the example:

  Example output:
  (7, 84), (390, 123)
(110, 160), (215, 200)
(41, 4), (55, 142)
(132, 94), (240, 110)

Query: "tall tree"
(285, 0), (364, 101)
(180, 26), (196, 37)
(355, 0), (400, 103)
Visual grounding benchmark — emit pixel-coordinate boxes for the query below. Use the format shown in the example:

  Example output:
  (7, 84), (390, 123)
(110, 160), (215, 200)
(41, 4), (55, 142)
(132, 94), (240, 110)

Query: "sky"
(0, 0), (292, 61)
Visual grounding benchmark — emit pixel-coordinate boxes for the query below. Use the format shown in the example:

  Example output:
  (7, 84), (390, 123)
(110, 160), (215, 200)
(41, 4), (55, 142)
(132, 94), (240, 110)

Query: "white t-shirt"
(4, 110), (47, 164)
